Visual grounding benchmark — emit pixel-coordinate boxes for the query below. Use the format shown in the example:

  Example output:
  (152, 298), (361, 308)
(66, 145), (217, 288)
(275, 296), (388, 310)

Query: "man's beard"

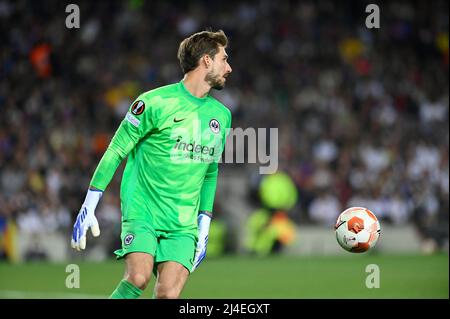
(205, 70), (225, 90)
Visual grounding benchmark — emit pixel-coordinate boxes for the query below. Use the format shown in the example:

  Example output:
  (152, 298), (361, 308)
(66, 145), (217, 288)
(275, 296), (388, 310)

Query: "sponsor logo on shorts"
(124, 234), (134, 246)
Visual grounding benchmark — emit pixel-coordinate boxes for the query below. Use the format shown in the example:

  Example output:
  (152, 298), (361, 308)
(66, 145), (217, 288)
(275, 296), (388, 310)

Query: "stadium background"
(0, 0), (448, 298)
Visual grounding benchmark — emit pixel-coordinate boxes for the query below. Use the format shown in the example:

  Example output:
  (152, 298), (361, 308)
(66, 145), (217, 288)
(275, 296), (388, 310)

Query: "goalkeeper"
(70, 30), (232, 299)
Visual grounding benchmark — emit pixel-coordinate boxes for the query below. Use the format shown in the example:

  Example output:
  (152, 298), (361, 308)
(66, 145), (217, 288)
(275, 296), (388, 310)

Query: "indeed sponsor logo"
(173, 137), (215, 156)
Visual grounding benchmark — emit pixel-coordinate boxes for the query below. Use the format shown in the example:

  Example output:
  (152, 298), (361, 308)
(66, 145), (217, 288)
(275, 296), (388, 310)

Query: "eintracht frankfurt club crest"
(209, 119), (220, 133)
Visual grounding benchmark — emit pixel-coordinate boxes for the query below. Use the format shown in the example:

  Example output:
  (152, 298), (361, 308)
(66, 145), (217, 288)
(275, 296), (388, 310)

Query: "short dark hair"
(177, 30), (228, 74)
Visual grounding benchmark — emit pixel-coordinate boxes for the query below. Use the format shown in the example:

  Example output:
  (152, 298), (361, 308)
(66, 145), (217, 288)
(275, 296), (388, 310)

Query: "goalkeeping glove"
(191, 211), (212, 272)
(71, 189), (102, 251)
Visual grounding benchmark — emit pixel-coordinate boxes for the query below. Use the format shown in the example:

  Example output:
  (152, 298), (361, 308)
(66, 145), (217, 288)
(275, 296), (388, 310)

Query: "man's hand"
(71, 189), (103, 251)
(192, 211), (212, 272)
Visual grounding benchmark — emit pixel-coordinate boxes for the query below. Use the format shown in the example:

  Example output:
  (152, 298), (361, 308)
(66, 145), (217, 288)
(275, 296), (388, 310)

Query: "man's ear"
(203, 54), (212, 69)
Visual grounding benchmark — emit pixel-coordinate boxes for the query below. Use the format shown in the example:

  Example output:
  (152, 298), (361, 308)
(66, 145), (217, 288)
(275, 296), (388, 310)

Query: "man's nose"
(226, 63), (232, 74)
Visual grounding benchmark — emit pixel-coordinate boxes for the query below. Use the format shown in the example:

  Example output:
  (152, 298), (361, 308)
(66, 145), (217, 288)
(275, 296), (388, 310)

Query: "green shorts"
(114, 219), (197, 274)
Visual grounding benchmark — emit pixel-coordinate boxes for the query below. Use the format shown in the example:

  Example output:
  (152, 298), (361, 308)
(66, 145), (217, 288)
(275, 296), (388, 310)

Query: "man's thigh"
(154, 232), (197, 274)
(124, 252), (155, 281)
(114, 219), (158, 260)
(152, 233), (196, 298)
(154, 261), (190, 298)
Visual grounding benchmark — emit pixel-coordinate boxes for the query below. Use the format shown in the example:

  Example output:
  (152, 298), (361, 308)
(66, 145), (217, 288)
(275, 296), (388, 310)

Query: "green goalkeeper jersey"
(89, 81), (231, 234)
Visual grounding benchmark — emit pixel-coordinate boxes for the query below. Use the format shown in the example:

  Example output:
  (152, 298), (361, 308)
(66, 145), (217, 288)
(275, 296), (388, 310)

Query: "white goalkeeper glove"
(191, 211), (212, 272)
(71, 189), (102, 251)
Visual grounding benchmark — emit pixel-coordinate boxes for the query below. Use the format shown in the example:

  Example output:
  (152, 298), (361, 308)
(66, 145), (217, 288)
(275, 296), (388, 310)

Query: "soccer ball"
(335, 207), (381, 253)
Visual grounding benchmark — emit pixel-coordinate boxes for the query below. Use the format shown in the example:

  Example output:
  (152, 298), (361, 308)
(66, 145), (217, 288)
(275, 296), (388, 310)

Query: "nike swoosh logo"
(173, 118), (186, 123)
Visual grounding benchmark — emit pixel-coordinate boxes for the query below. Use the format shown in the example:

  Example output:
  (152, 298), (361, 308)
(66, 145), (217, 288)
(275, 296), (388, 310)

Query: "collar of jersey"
(179, 80), (209, 105)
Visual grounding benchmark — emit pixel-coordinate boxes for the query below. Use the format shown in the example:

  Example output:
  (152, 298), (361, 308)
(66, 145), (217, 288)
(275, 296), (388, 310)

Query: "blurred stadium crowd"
(0, 0), (448, 259)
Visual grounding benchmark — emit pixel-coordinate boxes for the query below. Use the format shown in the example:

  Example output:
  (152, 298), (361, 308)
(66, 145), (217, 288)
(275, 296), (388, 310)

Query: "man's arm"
(191, 162), (218, 271)
(198, 161), (219, 215)
(89, 119), (144, 191)
(71, 97), (154, 251)
(192, 112), (231, 271)
(197, 111), (231, 212)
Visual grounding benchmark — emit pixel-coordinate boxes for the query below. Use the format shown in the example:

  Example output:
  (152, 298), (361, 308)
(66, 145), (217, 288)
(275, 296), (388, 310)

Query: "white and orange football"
(335, 207), (381, 253)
